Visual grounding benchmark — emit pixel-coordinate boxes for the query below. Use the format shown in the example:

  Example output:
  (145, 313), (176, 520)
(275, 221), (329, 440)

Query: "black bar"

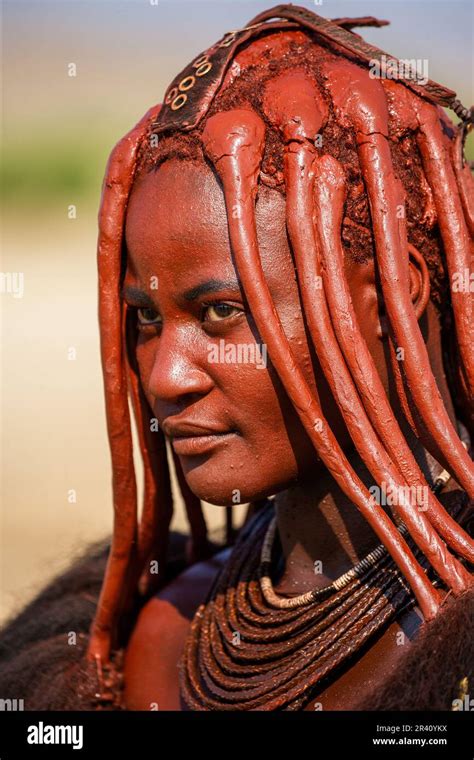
(0, 710), (473, 758)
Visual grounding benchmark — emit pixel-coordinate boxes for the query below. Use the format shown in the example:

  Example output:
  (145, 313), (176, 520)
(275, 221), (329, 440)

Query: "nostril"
(147, 361), (214, 408)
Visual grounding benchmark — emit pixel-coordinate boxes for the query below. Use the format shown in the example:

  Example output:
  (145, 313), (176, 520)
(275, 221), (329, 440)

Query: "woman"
(1, 4), (473, 711)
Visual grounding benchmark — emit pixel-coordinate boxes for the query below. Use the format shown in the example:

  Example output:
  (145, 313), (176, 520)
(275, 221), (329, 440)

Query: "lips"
(162, 419), (238, 456)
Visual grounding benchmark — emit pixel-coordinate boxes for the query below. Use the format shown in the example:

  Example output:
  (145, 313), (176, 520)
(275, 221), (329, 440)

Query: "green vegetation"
(1, 120), (472, 212)
(1, 130), (114, 208)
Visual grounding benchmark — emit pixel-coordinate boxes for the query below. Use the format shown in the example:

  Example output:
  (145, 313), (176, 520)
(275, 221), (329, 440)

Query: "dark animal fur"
(0, 534), (189, 710)
(357, 587), (474, 711)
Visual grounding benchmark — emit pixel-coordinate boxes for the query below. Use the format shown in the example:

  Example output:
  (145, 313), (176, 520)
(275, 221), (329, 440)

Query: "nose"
(146, 324), (214, 407)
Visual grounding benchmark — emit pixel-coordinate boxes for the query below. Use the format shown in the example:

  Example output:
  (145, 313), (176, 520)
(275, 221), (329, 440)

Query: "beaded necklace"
(180, 471), (467, 711)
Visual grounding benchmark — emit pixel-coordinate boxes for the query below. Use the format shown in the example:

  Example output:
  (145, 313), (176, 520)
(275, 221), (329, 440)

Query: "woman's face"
(123, 158), (383, 505)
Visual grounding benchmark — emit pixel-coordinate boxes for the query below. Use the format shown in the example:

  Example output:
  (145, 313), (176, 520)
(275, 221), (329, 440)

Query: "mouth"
(170, 431), (237, 456)
(162, 419), (238, 457)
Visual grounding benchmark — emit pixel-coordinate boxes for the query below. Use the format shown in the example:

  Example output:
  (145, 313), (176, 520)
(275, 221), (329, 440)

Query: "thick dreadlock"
(87, 4), (474, 702)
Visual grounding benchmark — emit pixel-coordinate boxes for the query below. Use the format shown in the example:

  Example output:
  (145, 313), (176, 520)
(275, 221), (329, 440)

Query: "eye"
(203, 303), (243, 322)
(137, 307), (162, 327)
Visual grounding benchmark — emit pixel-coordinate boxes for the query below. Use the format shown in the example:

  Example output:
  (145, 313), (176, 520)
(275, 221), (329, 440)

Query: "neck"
(272, 434), (455, 597)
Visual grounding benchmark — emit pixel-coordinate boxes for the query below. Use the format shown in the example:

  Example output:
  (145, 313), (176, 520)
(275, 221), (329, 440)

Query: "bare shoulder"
(123, 546), (230, 710)
(308, 603), (424, 710)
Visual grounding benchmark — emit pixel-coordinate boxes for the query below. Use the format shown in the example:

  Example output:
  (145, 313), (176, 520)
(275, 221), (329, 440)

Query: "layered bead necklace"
(179, 473), (467, 711)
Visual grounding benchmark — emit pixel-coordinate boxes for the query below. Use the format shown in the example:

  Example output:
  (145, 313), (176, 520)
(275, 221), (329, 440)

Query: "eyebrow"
(121, 279), (242, 306)
(182, 278), (241, 301)
(121, 285), (155, 307)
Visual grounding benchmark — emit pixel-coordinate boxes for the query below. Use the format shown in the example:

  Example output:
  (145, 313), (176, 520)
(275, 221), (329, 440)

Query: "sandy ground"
(0, 208), (246, 626)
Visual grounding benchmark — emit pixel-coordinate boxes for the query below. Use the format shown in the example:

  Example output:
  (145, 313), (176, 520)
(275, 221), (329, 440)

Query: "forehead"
(124, 158), (291, 288)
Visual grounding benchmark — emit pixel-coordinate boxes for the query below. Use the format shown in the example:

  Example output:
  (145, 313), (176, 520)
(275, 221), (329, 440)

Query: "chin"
(181, 466), (255, 506)
(179, 454), (292, 507)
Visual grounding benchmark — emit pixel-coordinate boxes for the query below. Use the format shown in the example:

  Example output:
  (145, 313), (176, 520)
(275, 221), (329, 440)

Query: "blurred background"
(1, 0), (473, 624)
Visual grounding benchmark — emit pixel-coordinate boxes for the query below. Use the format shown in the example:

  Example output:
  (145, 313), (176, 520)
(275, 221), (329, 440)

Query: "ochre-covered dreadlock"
(88, 5), (474, 691)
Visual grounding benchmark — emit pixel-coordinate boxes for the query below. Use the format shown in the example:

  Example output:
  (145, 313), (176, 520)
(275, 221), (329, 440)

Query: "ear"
(378, 244), (431, 338)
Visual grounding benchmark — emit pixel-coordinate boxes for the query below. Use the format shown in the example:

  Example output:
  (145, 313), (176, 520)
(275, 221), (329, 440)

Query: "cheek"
(135, 334), (316, 505)
(180, 367), (312, 506)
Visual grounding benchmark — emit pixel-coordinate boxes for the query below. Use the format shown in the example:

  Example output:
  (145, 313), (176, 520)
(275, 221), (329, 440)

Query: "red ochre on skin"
(87, 8), (474, 710)
(120, 155), (470, 709)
